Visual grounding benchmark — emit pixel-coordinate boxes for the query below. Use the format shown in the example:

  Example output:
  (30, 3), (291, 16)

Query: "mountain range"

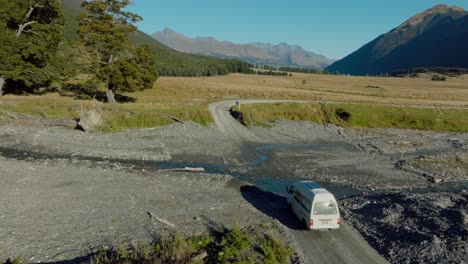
(326, 4), (468, 75)
(153, 28), (333, 69)
(62, 1), (468, 77)
(61, 0), (252, 77)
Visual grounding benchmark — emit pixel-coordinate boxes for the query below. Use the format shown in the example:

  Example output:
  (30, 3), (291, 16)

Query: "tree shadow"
(59, 84), (136, 103)
(3, 80), (38, 95)
(1, 82), (137, 103)
(240, 185), (304, 230)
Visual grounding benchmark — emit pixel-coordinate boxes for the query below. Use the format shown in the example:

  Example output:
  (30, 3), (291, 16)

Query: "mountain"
(153, 28), (333, 69)
(326, 4), (468, 75)
(61, 0), (252, 77)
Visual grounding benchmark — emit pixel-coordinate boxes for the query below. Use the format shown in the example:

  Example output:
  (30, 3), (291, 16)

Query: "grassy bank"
(0, 93), (212, 132)
(1, 73), (467, 132)
(236, 103), (468, 132)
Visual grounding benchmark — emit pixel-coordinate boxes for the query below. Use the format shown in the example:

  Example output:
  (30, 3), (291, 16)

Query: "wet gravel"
(0, 120), (467, 263)
(340, 191), (468, 264)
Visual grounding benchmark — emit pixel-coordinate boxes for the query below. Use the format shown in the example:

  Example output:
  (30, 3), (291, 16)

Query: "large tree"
(0, 0), (64, 95)
(78, 0), (157, 103)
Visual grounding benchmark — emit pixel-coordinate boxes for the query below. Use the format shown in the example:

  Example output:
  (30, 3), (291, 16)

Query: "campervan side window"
(293, 190), (302, 203)
(293, 190), (311, 213)
(313, 201), (338, 215)
(301, 198), (312, 213)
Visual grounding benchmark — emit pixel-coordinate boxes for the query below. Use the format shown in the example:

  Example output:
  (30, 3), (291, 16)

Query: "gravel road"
(210, 100), (389, 264)
(0, 99), (467, 263)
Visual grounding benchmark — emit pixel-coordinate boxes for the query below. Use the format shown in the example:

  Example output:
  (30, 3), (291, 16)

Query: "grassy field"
(0, 73), (467, 131)
(157, 72), (468, 107)
(237, 103), (468, 132)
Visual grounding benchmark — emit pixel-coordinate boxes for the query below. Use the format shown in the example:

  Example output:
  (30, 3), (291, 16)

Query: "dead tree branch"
(25, 4), (43, 19)
(16, 21), (38, 37)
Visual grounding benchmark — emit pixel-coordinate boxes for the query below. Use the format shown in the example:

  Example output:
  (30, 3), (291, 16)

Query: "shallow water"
(1, 143), (466, 196)
(249, 143), (354, 167)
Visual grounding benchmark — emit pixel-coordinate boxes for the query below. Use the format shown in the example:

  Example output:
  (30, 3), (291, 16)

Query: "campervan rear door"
(311, 198), (339, 229)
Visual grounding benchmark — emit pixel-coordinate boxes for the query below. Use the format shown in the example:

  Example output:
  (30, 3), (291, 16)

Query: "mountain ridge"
(153, 28), (333, 69)
(326, 4), (468, 75)
(61, 0), (253, 77)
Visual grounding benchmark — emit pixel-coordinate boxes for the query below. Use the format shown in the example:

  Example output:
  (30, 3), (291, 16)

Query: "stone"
(77, 108), (103, 132)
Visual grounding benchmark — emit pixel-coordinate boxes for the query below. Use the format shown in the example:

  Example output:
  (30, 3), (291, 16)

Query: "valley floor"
(0, 119), (467, 263)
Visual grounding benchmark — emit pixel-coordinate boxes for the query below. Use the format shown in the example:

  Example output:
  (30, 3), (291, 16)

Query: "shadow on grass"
(240, 185), (304, 230)
(2, 80), (56, 95)
(60, 84), (136, 103)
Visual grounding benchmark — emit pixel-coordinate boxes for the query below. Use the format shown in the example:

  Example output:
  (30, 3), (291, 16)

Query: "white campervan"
(286, 181), (340, 230)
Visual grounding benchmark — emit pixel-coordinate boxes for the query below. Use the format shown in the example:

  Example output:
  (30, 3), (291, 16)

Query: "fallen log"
(154, 216), (176, 228)
(160, 112), (183, 123)
(147, 212), (177, 228)
(192, 251), (208, 262)
(158, 167), (205, 172)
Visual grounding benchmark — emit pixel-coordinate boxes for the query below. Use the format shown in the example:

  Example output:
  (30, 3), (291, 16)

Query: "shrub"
(217, 224), (250, 263)
(431, 75), (446, 81)
(260, 236), (294, 264)
(335, 108), (352, 121)
(10, 225), (294, 264)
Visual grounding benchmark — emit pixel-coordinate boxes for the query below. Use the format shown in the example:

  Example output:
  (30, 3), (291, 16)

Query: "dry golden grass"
(155, 73), (468, 107)
(0, 73), (467, 131)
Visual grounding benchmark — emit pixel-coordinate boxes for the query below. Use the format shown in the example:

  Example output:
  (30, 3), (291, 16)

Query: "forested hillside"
(130, 32), (254, 76)
(62, 0), (253, 77)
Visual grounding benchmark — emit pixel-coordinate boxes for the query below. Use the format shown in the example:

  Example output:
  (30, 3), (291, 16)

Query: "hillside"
(326, 4), (468, 75)
(61, 0), (252, 77)
(153, 28), (333, 69)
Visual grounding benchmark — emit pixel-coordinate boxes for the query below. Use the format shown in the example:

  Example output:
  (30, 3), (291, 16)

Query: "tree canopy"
(78, 0), (158, 103)
(0, 0), (64, 95)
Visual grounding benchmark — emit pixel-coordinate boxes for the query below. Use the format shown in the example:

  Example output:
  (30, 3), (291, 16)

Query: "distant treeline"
(390, 67), (468, 77)
(278, 67), (322, 74)
(156, 60), (256, 77)
(252, 65), (279, 71)
(252, 64), (323, 74)
(251, 70), (290, 76)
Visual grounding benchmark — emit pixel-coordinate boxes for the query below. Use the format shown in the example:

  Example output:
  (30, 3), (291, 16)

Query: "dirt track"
(210, 100), (388, 264)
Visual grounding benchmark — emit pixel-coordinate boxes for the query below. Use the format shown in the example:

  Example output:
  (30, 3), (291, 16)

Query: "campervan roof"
(311, 188), (330, 196)
(302, 181), (323, 190)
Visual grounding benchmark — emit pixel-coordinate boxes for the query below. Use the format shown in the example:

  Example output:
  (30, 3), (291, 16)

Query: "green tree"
(0, 0), (64, 95)
(78, 0), (157, 103)
(108, 45), (158, 94)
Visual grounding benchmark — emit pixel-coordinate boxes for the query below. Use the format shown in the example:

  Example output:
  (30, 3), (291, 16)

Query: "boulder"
(77, 108), (103, 132)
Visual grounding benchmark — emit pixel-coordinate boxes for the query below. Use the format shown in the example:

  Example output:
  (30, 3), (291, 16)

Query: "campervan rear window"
(313, 202), (338, 215)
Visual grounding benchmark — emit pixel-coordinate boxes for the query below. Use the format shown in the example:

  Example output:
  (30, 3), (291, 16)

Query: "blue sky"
(128, 1), (468, 60)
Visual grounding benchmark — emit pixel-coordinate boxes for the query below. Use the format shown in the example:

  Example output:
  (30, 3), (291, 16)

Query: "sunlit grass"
(239, 103), (468, 132)
(0, 73), (467, 131)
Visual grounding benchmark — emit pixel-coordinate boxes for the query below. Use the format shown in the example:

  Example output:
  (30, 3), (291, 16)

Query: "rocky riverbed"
(0, 121), (467, 263)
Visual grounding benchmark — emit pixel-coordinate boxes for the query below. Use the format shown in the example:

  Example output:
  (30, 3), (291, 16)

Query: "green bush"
(260, 236), (294, 264)
(431, 74), (446, 81)
(7, 224), (295, 264)
(218, 224), (251, 263)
